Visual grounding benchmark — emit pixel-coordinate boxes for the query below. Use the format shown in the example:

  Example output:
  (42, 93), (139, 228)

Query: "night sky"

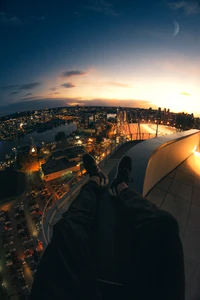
(1, 0), (200, 116)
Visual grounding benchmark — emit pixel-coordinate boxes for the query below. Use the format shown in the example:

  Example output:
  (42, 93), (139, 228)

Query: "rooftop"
(41, 158), (76, 175)
(43, 132), (200, 300)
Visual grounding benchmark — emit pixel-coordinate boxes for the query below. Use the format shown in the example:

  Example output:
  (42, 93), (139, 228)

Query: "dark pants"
(31, 181), (185, 300)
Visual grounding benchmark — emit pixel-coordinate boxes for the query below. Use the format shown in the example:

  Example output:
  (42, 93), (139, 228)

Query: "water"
(0, 123), (77, 161)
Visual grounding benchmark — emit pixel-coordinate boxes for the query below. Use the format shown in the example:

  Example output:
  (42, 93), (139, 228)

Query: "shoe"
(82, 154), (109, 187)
(109, 156), (133, 196)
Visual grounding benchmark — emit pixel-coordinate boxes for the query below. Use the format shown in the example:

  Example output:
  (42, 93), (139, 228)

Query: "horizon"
(0, 102), (196, 119)
(1, 1), (200, 116)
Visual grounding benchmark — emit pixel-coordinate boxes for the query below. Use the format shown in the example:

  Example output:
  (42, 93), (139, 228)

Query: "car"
(0, 216), (6, 222)
(23, 240), (29, 245)
(21, 284), (28, 290)
(24, 249), (33, 254)
(18, 228), (24, 233)
(26, 238), (33, 243)
(4, 220), (11, 225)
(20, 259), (26, 265)
(6, 260), (13, 267)
(9, 248), (16, 252)
(3, 237), (13, 243)
(5, 252), (11, 258)
(16, 267), (23, 273)
(26, 254), (32, 258)
(4, 225), (12, 231)
(30, 210), (37, 215)
(14, 213), (20, 218)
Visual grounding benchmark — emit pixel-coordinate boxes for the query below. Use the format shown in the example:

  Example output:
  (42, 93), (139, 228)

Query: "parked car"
(6, 260), (13, 267)
(9, 248), (16, 252)
(21, 284), (28, 290)
(4, 220), (11, 225)
(26, 254), (32, 258)
(4, 226), (12, 231)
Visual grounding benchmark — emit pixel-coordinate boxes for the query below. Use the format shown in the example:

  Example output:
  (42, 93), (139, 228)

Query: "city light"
(194, 151), (200, 157)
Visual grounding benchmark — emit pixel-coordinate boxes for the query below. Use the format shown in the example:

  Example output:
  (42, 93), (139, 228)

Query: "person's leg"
(109, 156), (185, 300)
(119, 185), (185, 300)
(31, 154), (108, 300)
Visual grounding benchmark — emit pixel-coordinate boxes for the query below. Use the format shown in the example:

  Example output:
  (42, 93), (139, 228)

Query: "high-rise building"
(123, 110), (127, 122)
(103, 113), (107, 124)
(84, 114), (89, 129)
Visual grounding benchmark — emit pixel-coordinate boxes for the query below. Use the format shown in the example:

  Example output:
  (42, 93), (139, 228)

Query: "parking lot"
(0, 170), (79, 298)
(0, 188), (44, 298)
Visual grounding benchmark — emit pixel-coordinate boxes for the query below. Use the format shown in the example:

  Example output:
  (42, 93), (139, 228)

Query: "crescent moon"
(173, 20), (179, 37)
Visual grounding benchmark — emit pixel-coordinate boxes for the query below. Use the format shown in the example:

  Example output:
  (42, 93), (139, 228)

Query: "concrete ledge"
(126, 129), (200, 196)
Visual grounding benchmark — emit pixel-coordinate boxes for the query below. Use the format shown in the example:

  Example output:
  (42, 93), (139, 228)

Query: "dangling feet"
(82, 154), (109, 187)
(109, 156), (133, 196)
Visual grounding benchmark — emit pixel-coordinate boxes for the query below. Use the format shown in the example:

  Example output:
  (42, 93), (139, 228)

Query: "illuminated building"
(41, 158), (79, 181)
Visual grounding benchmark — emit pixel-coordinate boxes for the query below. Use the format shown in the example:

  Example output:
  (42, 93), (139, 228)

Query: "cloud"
(0, 85), (18, 90)
(19, 82), (41, 90)
(105, 82), (132, 88)
(0, 12), (22, 25)
(65, 98), (153, 108)
(79, 81), (134, 88)
(180, 92), (191, 96)
(0, 82), (41, 91)
(53, 92), (60, 94)
(9, 91), (20, 95)
(84, 0), (118, 16)
(49, 87), (57, 91)
(61, 70), (87, 78)
(168, 1), (200, 15)
(61, 83), (75, 88)
(25, 93), (32, 96)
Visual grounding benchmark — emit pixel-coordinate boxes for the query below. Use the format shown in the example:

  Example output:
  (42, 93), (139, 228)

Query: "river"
(0, 123), (77, 161)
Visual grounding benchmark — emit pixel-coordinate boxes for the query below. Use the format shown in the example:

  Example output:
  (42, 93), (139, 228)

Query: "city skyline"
(1, 1), (200, 116)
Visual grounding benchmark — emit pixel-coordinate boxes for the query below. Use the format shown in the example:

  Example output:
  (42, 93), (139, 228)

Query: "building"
(52, 146), (85, 160)
(41, 157), (79, 181)
(84, 114), (90, 129)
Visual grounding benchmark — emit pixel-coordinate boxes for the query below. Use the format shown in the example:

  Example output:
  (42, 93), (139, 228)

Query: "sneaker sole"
(100, 175), (109, 187)
(109, 155), (132, 196)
